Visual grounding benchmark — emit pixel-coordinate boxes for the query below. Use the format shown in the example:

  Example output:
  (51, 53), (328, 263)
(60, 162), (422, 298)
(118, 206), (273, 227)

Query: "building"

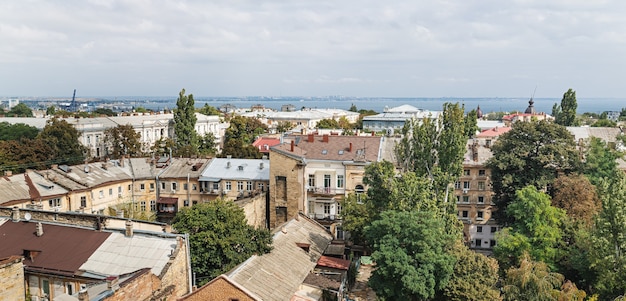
(0, 207), (191, 301)
(268, 134), (387, 236)
(252, 136), (282, 155)
(361, 104), (442, 133)
(238, 108), (359, 133)
(501, 98), (553, 126)
(180, 213), (341, 301)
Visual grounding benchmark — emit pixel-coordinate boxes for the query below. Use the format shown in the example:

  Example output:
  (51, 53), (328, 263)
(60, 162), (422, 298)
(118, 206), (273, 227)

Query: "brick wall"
(268, 151), (304, 229)
(159, 237), (192, 298)
(180, 276), (256, 301)
(0, 256), (25, 301)
(103, 270), (161, 301)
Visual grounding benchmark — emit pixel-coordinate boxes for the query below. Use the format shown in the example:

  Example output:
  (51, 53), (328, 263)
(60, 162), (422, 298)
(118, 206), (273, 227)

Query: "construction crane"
(70, 89), (77, 112)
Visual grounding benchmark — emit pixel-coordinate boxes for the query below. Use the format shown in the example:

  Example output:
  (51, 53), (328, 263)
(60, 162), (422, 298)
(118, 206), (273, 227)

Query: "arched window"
(355, 184), (365, 204)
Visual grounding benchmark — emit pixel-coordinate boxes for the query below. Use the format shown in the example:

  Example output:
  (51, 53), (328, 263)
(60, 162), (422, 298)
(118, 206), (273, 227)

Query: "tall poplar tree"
(552, 88), (579, 126)
(173, 89), (199, 156)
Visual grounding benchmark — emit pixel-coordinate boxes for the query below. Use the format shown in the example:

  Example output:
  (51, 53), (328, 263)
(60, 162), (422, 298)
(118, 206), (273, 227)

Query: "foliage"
(338, 116), (353, 131)
(589, 176), (626, 299)
(0, 122), (39, 141)
(438, 241), (501, 301)
(172, 199), (272, 285)
(107, 202), (156, 221)
(354, 109), (378, 129)
(339, 193), (371, 246)
(221, 115), (267, 158)
(551, 174), (600, 226)
(6, 103), (33, 117)
(364, 210), (456, 301)
(552, 88), (579, 126)
(0, 139), (55, 173)
(173, 89), (199, 156)
(582, 137), (621, 187)
(486, 120), (580, 224)
(151, 137), (175, 157)
(198, 132), (218, 156)
(37, 117), (86, 165)
(133, 106), (150, 113)
(464, 109), (479, 138)
(276, 121), (293, 133)
(591, 119), (617, 127)
(502, 254), (583, 301)
(349, 103), (358, 112)
(103, 124), (143, 158)
(93, 108), (117, 116)
(316, 118), (340, 129)
(46, 106), (56, 116)
(197, 103), (221, 116)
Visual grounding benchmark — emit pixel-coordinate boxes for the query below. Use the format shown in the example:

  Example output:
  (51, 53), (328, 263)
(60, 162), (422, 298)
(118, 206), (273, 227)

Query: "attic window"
(238, 165), (244, 171)
(321, 150), (328, 155)
(38, 183), (54, 190)
(296, 243), (311, 253)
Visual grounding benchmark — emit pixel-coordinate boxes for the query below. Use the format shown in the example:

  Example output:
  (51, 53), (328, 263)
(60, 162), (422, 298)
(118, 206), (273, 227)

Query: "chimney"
(120, 156), (125, 168)
(322, 135), (329, 143)
(36, 222), (44, 237)
(349, 142), (353, 152)
(308, 134), (314, 143)
(259, 162), (264, 169)
(106, 276), (119, 291)
(226, 161), (231, 168)
(290, 140), (295, 152)
(78, 289), (89, 301)
(125, 220), (133, 237)
(11, 207), (19, 222)
(371, 131), (375, 136)
(116, 210), (124, 218)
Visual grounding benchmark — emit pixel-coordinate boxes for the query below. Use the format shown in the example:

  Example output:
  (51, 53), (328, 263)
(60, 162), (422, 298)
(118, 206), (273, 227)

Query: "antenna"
(531, 86), (537, 100)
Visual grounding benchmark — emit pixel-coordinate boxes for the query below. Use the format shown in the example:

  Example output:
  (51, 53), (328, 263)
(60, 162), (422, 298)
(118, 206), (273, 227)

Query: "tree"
(7, 103), (33, 117)
(338, 116), (353, 131)
(494, 186), (566, 270)
(276, 121), (293, 133)
(46, 106), (56, 116)
(591, 119), (617, 127)
(349, 103), (358, 112)
(316, 118), (340, 129)
(553, 88), (579, 126)
(173, 89), (199, 156)
(0, 122), (39, 141)
(364, 210), (456, 300)
(221, 115), (267, 158)
(0, 138), (55, 173)
(486, 120), (580, 224)
(103, 124), (143, 158)
(582, 137), (621, 187)
(37, 117), (86, 165)
(438, 242), (501, 301)
(502, 254), (585, 301)
(172, 199), (272, 285)
(588, 176), (626, 299)
(93, 108), (116, 116)
(551, 174), (600, 226)
(198, 132), (218, 156)
(197, 103), (221, 116)
(464, 109), (479, 138)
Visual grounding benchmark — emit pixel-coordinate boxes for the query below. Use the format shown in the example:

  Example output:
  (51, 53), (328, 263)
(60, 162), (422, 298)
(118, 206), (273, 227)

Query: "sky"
(1, 0), (626, 98)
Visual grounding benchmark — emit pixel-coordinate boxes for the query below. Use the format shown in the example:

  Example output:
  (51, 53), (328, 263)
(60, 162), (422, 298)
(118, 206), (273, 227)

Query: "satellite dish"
(24, 213), (32, 221)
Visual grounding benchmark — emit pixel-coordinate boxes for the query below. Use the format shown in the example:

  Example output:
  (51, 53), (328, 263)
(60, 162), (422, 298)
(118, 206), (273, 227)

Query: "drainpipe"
(185, 233), (193, 293)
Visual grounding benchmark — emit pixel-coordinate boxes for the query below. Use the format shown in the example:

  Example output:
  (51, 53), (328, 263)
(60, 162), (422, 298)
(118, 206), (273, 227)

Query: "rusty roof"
(0, 219), (111, 276)
(273, 135), (383, 162)
(316, 255), (350, 271)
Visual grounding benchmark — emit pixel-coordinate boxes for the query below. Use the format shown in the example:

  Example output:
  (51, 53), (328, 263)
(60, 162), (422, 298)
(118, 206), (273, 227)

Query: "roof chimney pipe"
(36, 222), (44, 237)
(78, 289), (89, 301)
(290, 140), (295, 152)
(125, 220), (133, 237)
(349, 142), (353, 152)
(11, 207), (19, 222)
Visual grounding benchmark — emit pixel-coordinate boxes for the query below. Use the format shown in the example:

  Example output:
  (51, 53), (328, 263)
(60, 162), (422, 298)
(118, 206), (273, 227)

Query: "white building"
(362, 104), (442, 132)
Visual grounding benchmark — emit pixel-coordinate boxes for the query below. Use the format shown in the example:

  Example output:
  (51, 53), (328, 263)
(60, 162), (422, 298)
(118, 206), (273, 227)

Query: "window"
(140, 201), (146, 211)
(475, 238), (482, 247)
(463, 169), (470, 176)
(150, 183), (155, 191)
(324, 203), (331, 215)
(192, 184), (197, 191)
(463, 181), (470, 189)
(192, 200), (198, 205)
(485, 139), (491, 147)
(337, 203), (342, 216)
(172, 182), (177, 191)
(490, 240), (497, 247)
(337, 175), (344, 188)
(477, 211), (484, 220)
(109, 188), (113, 196)
(161, 182), (166, 190)
(456, 196), (461, 203)
(247, 181), (253, 191)
(140, 183), (145, 190)
(308, 174), (315, 187)
(150, 200), (156, 211)
(99, 190), (104, 198)
(225, 181), (232, 191)
(462, 196), (469, 203)
(48, 198), (61, 208)
(184, 200), (189, 207)
(491, 226), (498, 233)
(212, 182), (219, 190)
(80, 196), (87, 208)
(478, 181), (485, 191)
(477, 226), (483, 233)
(355, 185), (365, 204)
(128, 184), (132, 191)
(258, 183), (265, 191)
(461, 211), (469, 218)
(118, 186), (122, 194)
(478, 196), (485, 203)
(237, 181), (244, 192)
(478, 169), (486, 176)
(454, 181), (461, 189)
(183, 183), (188, 190)
(324, 174), (331, 188)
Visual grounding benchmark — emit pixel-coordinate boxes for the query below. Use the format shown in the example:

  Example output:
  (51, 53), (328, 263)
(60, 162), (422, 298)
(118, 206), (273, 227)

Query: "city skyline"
(2, 1), (626, 98)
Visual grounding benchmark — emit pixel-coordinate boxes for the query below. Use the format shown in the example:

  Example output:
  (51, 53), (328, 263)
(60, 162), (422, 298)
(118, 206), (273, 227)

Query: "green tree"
(46, 106), (56, 116)
(197, 103), (221, 116)
(316, 118), (340, 129)
(486, 120), (580, 224)
(92, 108), (116, 116)
(0, 122), (39, 141)
(221, 115), (267, 158)
(103, 124), (143, 158)
(551, 174), (600, 226)
(276, 121), (293, 133)
(7, 103), (33, 117)
(172, 199), (272, 285)
(582, 137), (621, 187)
(37, 117), (86, 165)
(173, 89), (199, 156)
(464, 109), (479, 138)
(0, 138), (55, 173)
(438, 242), (502, 301)
(552, 88), (579, 126)
(198, 132), (218, 156)
(349, 103), (358, 112)
(494, 186), (566, 270)
(364, 210), (456, 301)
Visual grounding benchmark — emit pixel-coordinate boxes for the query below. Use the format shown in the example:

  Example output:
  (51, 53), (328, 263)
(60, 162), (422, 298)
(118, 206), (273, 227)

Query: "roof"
(272, 135), (383, 162)
(226, 214), (333, 301)
(476, 126), (512, 138)
(252, 137), (282, 153)
(198, 158), (269, 182)
(0, 219), (111, 276)
(316, 255), (350, 271)
(0, 171), (69, 206)
(157, 157), (211, 179)
(302, 272), (341, 291)
(566, 126), (624, 144)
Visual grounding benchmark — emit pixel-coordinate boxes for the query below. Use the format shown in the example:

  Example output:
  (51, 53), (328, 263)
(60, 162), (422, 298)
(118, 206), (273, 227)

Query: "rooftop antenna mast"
(71, 89), (77, 112)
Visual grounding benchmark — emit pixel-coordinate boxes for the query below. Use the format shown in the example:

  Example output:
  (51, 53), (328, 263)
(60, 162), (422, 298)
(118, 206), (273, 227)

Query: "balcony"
(308, 186), (341, 196)
(309, 213), (341, 221)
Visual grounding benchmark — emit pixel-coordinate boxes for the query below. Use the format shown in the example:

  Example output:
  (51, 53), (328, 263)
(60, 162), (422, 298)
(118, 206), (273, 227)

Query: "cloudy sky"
(1, 0), (625, 98)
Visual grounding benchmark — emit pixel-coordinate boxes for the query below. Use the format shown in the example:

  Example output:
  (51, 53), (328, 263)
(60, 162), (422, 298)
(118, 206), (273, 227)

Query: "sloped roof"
(272, 135), (383, 162)
(158, 158), (211, 179)
(476, 126), (512, 138)
(566, 126), (623, 143)
(0, 171), (69, 206)
(198, 158), (269, 182)
(316, 255), (350, 270)
(226, 214), (333, 301)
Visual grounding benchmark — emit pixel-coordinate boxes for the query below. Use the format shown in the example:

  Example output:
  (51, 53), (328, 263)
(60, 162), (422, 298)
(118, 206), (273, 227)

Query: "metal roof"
(198, 158), (269, 182)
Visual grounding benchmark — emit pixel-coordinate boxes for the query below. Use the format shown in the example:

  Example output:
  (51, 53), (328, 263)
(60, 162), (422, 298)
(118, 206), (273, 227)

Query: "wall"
(0, 256), (25, 301)
(236, 192), (267, 229)
(103, 271), (163, 301)
(158, 236), (191, 298)
(181, 276), (256, 301)
(268, 151), (304, 229)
